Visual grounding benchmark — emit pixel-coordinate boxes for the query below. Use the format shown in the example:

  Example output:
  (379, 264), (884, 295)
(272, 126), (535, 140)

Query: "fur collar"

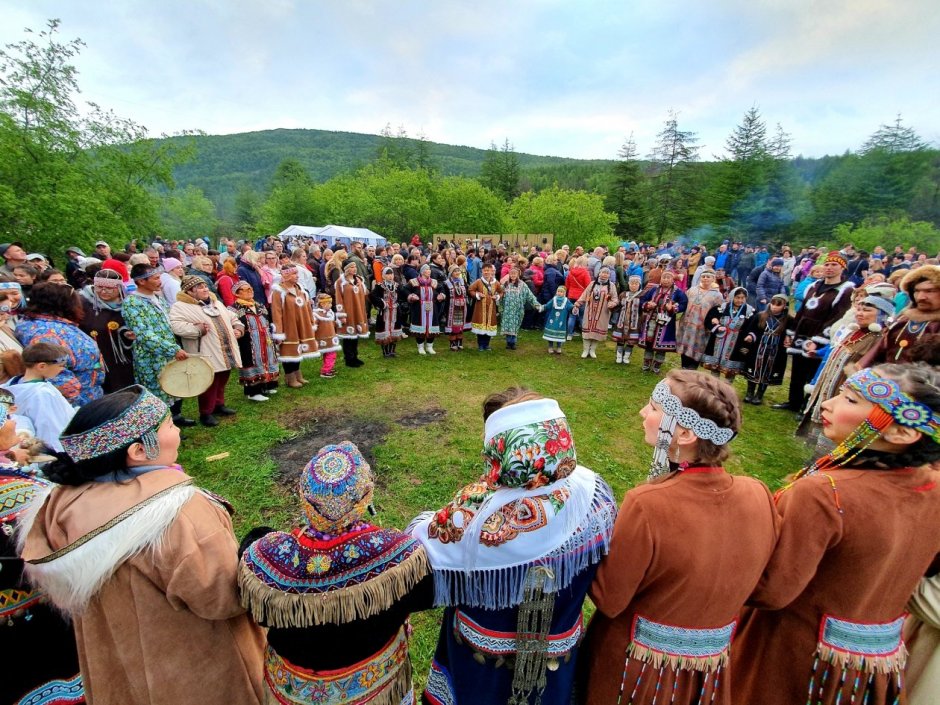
(899, 306), (940, 323)
(18, 480), (196, 616)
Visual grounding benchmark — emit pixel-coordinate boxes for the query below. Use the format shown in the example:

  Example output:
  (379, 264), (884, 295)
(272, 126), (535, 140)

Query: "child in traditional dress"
(313, 293), (341, 378)
(741, 293), (791, 405)
(543, 285), (573, 354)
(701, 286), (754, 382)
(612, 275), (645, 365)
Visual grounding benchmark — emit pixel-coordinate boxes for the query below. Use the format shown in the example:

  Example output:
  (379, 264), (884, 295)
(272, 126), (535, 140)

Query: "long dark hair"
(45, 389), (145, 485)
(23, 282), (84, 323)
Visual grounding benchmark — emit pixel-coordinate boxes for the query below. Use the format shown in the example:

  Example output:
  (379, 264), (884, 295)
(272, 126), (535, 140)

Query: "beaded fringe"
(816, 642), (908, 674)
(239, 548), (430, 628)
(625, 642), (729, 672)
(430, 479), (616, 610)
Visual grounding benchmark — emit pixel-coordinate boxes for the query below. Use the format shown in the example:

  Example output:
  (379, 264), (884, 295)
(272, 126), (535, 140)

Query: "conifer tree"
(647, 111), (699, 239)
(480, 138), (520, 201)
(607, 134), (646, 240)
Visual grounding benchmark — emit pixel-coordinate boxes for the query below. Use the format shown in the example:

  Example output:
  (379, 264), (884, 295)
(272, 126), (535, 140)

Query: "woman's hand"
(175, 349), (189, 361)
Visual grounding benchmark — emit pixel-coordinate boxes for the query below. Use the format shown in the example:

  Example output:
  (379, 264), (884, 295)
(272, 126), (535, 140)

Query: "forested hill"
(167, 128), (614, 211)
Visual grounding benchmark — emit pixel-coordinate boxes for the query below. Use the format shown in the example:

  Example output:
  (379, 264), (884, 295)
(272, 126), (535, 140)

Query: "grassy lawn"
(177, 329), (809, 685)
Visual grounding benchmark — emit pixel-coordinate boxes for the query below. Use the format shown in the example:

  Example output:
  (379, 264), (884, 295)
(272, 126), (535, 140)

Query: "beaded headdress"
(60, 385), (170, 462)
(300, 442), (374, 534)
(131, 264), (164, 281)
(824, 251), (847, 268)
(648, 379), (736, 479)
(794, 368), (939, 482)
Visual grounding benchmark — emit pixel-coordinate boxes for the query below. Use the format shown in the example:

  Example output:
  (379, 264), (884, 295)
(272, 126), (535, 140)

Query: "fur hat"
(180, 275), (204, 293)
(300, 442), (374, 534)
(900, 265), (940, 298)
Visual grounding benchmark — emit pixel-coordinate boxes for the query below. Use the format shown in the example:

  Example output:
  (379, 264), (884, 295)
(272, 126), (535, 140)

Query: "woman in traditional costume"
(15, 283), (104, 408)
(573, 267), (618, 359)
(169, 276), (245, 427)
(582, 370), (779, 705)
(369, 266), (405, 358)
(732, 363), (940, 705)
(468, 263), (502, 351)
(19, 386), (266, 705)
(499, 267), (542, 351)
(228, 279), (280, 402)
(410, 388), (617, 705)
(78, 268), (136, 393)
(334, 260), (369, 367)
(405, 264), (444, 355)
(271, 263), (319, 387)
(905, 574), (940, 705)
(239, 442), (433, 705)
(543, 285), (574, 354)
(442, 265), (469, 351)
(741, 293), (790, 405)
(0, 393), (84, 705)
(611, 275), (645, 365)
(675, 269), (725, 370)
(796, 293), (893, 451)
(701, 286), (754, 382)
(638, 270), (688, 374)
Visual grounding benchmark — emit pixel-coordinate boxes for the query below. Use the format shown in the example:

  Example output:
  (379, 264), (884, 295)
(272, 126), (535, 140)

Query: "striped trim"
(453, 609), (583, 657)
(17, 673), (84, 705)
(820, 614), (905, 658)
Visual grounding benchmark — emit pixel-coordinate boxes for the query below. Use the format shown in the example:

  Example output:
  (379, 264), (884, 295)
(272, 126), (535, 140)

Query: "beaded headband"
(648, 379), (736, 479)
(131, 265), (164, 281)
(845, 368), (939, 443)
(60, 385), (170, 462)
(0, 281), (22, 291)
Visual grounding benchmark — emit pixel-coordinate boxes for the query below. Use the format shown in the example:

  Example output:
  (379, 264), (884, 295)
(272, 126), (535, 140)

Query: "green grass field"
(176, 330), (810, 685)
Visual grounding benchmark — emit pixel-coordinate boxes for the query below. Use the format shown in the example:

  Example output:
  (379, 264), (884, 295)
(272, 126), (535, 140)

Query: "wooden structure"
(431, 233), (554, 252)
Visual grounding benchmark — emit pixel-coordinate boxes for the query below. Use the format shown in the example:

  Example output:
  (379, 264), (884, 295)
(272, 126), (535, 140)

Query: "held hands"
(199, 322), (210, 335)
(408, 294), (419, 302)
(436, 293), (445, 301)
(475, 292), (482, 300)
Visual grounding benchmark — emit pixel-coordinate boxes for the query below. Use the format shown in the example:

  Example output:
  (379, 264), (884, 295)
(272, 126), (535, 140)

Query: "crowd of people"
(0, 232), (938, 705)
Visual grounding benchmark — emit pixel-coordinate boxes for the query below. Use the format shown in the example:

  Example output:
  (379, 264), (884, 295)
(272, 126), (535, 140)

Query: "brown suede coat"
(21, 469), (265, 705)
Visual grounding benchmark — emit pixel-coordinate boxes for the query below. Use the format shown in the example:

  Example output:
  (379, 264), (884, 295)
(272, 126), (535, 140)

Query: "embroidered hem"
(815, 613), (907, 673)
(263, 627), (412, 705)
(16, 673), (84, 705)
(626, 615), (736, 671)
(453, 609), (583, 660)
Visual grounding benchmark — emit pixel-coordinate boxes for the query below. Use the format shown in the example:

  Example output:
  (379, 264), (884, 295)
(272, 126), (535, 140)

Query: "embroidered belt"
(1, 586), (45, 624)
(453, 609), (582, 668)
(264, 625), (411, 705)
(627, 615), (736, 670)
(816, 613), (906, 672)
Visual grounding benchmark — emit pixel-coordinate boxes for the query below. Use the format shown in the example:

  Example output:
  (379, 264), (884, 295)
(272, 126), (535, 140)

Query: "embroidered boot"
(417, 342), (427, 355)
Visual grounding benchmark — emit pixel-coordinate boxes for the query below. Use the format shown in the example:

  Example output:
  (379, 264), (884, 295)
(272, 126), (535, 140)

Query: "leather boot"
(286, 371), (303, 389)
(418, 342), (426, 355)
(745, 382), (756, 404)
(296, 369), (309, 385)
(588, 341), (598, 359)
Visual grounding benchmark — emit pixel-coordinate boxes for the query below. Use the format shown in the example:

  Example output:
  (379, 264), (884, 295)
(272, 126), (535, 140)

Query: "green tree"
(509, 184), (615, 248)
(375, 123), (415, 170)
(830, 216), (939, 254)
(480, 138), (520, 201)
(158, 185), (219, 241)
(430, 176), (509, 234)
(646, 111), (700, 239)
(606, 134), (647, 240)
(0, 19), (194, 253)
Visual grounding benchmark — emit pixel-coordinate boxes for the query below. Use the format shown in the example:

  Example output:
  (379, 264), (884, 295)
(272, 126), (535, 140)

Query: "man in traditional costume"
(468, 263), (502, 351)
(732, 364), (940, 705)
(405, 264), (445, 355)
(78, 268), (135, 393)
(239, 442), (433, 705)
(774, 251), (854, 413)
(410, 390), (617, 705)
(638, 270), (688, 373)
(857, 265), (940, 367)
(582, 370), (779, 705)
(334, 260), (370, 367)
(122, 263), (194, 426)
(370, 266), (406, 358)
(675, 268), (724, 370)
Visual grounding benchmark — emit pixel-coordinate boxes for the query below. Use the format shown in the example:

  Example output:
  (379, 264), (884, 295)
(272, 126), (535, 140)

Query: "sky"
(1, 0), (937, 160)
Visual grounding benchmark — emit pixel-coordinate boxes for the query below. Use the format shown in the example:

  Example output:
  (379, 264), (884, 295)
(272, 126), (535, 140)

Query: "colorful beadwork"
(1, 475), (45, 524)
(59, 385), (168, 462)
(425, 660), (458, 705)
(18, 673), (84, 705)
(846, 368), (939, 442)
(242, 524), (422, 595)
(820, 614), (905, 660)
(300, 442), (374, 534)
(263, 627), (409, 705)
(453, 609), (583, 657)
(631, 615), (736, 662)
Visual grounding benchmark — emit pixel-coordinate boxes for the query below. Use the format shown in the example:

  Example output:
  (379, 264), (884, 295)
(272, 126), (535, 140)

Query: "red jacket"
(565, 267), (592, 301)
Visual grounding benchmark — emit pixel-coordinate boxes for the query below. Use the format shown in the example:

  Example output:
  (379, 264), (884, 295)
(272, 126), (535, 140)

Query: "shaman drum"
(159, 356), (214, 398)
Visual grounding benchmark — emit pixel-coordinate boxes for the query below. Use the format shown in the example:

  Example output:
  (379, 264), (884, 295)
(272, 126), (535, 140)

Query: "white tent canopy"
(276, 224), (387, 248)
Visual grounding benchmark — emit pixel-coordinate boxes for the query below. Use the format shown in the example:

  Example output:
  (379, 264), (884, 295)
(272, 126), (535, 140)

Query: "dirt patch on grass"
(270, 410), (390, 490)
(396, 406), (446, 428)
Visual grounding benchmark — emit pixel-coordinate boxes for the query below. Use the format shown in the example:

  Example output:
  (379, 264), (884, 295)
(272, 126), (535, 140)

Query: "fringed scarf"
(409, 399), (617, 611)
